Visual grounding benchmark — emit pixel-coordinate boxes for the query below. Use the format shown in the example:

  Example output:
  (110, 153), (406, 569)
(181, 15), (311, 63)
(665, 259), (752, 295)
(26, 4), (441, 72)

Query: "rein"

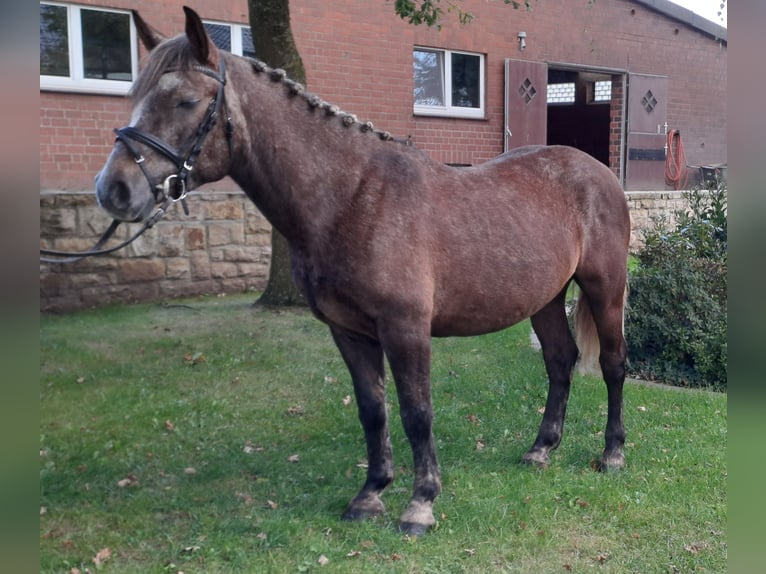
(40, 59), (232, 264)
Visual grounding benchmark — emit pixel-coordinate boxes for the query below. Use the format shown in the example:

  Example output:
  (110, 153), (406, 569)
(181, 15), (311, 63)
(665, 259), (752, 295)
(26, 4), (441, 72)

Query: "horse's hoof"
(399, 500), (435, 537)
(341, 496), (385, 521)
(521, 450), (550, 468)
(593, 452), (625, 472)
(399, 521), (432, 538)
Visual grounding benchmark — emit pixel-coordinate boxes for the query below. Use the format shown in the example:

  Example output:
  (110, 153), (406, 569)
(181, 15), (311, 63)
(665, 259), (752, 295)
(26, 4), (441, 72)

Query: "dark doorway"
(546, 69), (612, 168)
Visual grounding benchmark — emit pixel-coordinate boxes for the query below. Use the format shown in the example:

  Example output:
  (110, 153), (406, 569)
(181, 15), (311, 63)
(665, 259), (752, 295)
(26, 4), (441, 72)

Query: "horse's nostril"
(111, 180), (131, 207)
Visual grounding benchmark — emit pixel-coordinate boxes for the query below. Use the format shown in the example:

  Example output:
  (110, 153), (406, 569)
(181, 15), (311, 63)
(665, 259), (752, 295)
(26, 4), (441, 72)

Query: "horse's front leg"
(380, 324), (441, 537)
(330, 328), (394, 521)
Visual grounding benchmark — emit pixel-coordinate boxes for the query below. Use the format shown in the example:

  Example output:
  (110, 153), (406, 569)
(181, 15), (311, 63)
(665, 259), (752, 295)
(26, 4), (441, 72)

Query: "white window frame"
(203, 20), (254, 57)
(413, 47), (485, 119)
(39, 2), (138, 96)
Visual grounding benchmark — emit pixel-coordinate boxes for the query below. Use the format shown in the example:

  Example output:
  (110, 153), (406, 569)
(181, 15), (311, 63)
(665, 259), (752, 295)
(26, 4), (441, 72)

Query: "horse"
(95, 6), (630, 537)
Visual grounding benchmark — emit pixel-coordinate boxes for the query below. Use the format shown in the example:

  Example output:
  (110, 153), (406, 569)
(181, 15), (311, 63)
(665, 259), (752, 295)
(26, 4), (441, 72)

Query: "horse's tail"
(573, 284), (628, 376)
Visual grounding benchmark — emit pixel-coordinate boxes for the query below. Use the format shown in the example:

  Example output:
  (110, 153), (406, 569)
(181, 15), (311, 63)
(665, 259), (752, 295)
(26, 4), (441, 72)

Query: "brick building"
(39, 0), (727, 311)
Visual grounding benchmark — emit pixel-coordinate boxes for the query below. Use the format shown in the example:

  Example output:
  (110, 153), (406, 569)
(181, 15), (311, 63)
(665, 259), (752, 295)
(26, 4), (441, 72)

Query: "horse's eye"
(177, 99), (201, 109)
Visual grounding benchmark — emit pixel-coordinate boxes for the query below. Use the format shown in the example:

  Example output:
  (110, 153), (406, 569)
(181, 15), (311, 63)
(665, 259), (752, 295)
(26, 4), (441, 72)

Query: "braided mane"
(130, 34), (406, 145)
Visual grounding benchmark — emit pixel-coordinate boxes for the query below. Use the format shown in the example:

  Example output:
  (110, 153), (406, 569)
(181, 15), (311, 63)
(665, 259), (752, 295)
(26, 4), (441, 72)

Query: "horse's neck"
(226, 60), (381, 248)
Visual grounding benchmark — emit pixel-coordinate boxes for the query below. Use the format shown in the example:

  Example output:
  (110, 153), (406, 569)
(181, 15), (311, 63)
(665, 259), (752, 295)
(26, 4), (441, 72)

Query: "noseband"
(114, 58), (233, 215)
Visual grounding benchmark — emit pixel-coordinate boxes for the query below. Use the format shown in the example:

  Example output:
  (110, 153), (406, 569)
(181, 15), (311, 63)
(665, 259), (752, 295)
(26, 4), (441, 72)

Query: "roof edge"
(631, 0), (727, 43)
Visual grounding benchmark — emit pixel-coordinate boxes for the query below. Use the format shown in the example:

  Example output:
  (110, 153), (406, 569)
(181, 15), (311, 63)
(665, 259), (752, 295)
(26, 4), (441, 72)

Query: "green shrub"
(625, 183), (727, 390)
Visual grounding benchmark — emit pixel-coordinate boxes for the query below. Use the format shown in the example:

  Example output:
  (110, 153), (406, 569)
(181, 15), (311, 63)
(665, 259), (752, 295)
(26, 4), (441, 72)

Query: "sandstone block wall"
(40, 190), (272, 312)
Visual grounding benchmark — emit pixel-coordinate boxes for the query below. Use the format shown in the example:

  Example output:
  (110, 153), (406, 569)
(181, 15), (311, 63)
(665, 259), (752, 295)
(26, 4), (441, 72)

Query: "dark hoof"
(399, 521), (432, 538)
(521, 450), (550, 468)
(592, 453), (625, 472)
(399, 500), (435, 537)
(341, 496), (385, 521)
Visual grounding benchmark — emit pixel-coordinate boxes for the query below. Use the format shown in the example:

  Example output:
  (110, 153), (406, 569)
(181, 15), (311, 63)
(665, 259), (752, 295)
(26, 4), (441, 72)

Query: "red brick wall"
(40, 0), (725, 311)
(39, 0), (726, 190)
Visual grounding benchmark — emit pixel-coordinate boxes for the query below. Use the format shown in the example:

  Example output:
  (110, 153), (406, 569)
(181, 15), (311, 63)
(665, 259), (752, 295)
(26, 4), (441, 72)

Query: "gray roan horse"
(96, 7), (630, 536)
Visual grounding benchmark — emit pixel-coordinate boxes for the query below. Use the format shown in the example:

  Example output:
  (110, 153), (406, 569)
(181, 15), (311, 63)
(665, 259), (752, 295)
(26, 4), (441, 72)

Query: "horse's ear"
(183, 6), (216, 65)
(131, 10), (165, 51)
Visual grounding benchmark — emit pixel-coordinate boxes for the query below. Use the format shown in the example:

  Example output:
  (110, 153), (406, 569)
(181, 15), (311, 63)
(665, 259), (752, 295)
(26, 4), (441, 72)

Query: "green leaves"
(391, 0), (533, 29)
(626, 184), (727, 389)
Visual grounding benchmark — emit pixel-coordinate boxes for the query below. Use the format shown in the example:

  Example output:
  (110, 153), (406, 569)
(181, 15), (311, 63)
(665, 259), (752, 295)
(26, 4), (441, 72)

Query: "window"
(40, 3), (137, 95)
(547, 82), (575, 104)
(592, 80), (612, 102)
(413, 48), (485, 119)
(203, 21), (256, 58)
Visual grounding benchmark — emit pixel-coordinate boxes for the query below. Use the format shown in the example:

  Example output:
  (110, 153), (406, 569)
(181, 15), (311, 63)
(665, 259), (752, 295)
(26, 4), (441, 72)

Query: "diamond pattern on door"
(518, 78), (537, 104)
(641, 90), (658, 113)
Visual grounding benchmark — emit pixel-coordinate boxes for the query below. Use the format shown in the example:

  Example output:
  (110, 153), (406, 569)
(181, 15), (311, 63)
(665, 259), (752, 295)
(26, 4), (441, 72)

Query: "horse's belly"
(430, 298), (540, 337)
(430, 269), (567, 337)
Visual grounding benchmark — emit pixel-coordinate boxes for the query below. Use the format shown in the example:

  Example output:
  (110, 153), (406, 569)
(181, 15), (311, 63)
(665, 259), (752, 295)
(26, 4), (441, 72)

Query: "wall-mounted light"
(518, 31), (527, 51)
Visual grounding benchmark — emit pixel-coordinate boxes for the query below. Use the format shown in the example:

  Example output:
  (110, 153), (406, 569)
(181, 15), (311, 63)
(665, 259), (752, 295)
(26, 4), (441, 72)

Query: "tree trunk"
(247, 0), (306, 306)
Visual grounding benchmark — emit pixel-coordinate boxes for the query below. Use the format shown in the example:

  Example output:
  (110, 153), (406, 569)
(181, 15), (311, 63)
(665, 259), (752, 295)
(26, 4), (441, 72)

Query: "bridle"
(40, 58), (233, 264)
(116, 58), (232, 213)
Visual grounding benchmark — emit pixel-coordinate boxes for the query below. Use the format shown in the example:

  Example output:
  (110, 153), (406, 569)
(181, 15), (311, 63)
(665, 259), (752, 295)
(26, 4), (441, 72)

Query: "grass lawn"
(40, 293), (726, 573)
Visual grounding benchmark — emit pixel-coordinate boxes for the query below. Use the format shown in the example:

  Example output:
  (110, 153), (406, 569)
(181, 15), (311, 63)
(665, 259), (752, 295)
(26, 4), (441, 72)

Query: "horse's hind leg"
(330, 328), (394, 521)
(523, 287), (579, 467)
(576, 275), (628, 471)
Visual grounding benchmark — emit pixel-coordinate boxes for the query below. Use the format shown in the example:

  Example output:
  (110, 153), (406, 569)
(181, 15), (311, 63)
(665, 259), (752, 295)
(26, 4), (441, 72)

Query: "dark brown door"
(504, 59), (548, 151)
(626, 73), (668, 190)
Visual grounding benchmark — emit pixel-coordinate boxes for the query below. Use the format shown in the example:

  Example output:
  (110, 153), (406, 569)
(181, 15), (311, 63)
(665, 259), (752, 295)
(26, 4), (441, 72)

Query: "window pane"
(205, 23), (232, 52)
(413, 50), (444, 106)
(81, 10), (132, 81)
(241, 28), (256, 59)
(450, 52), (480, 108)
(40, 4), (69, 77)
(594, 80), (612, 102)
(547, 82), (575, 104)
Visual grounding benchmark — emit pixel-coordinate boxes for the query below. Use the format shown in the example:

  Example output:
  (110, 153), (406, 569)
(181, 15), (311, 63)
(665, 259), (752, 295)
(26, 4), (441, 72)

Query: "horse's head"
(96, 6), (233, 222)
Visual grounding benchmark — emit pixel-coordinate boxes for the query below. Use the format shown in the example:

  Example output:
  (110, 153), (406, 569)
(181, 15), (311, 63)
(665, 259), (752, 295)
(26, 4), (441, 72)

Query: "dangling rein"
(39, 197), (175, 264)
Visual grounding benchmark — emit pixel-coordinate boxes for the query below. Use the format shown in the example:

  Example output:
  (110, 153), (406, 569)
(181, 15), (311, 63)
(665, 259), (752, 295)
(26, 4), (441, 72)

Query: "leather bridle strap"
(113, 59), (230, 212)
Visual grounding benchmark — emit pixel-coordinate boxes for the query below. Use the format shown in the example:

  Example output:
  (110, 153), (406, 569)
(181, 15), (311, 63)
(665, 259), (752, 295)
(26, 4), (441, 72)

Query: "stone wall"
(625, 190), (689, 249)
(40, 191), (272, 312)
(40, 189), (688, 313)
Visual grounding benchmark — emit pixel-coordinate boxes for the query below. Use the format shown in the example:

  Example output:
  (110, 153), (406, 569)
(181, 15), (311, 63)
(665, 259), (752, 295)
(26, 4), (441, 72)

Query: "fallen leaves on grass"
(164, 420), (175, 432)
(117, 474), (138, 488)
(318, 554), (330, 566)
(92, 547), (112, 567)
(243, 440), (264, 454)
(684, 541), (709, 554)
(287, 405), (305, 415)
(183, 352), (206, 365)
